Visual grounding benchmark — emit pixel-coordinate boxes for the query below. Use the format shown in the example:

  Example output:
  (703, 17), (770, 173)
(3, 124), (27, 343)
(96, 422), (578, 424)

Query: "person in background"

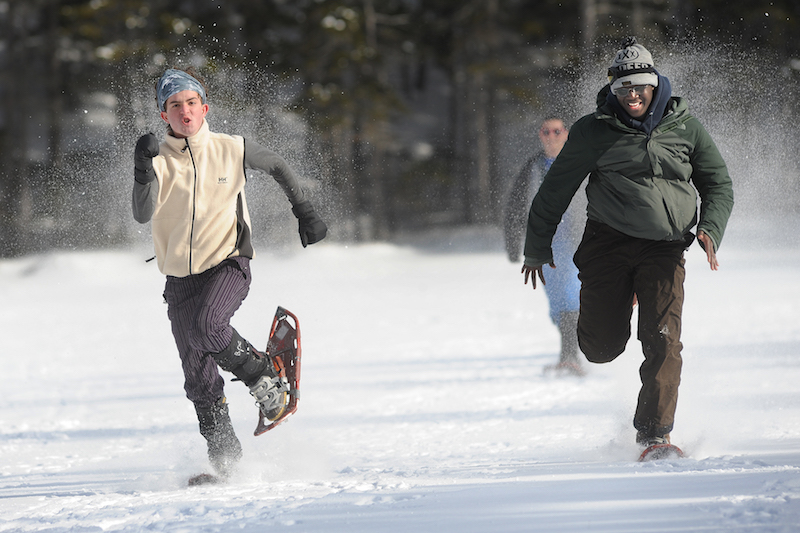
(521, 38), (733, 448)
(504, 117), (585, 376)
(131, 67), (327, 478)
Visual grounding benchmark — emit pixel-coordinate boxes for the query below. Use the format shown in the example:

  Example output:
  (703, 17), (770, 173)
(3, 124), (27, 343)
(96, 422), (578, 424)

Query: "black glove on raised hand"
(292, 201), (328, 247)
(134, 133), (159, 184)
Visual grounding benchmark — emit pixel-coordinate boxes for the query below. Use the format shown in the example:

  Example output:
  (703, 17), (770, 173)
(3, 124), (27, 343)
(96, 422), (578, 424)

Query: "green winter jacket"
(523, 86), (734, 267)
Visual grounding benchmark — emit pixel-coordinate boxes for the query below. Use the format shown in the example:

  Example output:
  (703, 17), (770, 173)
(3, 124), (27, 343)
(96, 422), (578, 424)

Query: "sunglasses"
(612, 85), (651, 97)
(540, 128), (565, 136)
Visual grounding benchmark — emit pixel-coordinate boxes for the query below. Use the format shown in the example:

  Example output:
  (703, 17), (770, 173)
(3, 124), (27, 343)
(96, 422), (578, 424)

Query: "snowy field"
(1, 215), (800, 532)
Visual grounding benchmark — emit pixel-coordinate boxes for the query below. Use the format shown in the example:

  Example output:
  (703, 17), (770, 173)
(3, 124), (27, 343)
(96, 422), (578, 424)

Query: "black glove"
(292, 201), (327, 247)
(134, 133), (159, 184)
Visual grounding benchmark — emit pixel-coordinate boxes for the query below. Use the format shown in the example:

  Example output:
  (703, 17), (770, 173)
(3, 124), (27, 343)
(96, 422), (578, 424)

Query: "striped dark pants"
(573, 220), (690, 438)
(163, 257), (252, 408)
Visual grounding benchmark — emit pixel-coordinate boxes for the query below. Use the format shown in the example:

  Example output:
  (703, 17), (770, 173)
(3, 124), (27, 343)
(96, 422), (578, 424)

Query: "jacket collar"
(163, 119), (210, 154)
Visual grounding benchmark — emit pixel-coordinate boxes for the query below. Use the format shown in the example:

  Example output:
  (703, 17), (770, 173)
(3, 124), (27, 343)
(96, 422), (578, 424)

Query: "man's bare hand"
(521, 262), (555, 290)
(697, 230), (719, 271)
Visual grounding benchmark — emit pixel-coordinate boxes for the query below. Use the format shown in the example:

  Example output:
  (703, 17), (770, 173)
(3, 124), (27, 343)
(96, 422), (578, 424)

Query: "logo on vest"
(218, 176), (229, 184)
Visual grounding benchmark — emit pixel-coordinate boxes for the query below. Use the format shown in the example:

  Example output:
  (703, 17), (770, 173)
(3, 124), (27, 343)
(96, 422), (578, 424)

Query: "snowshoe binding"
(637, 434), (685, 462)
(638, 443), (685, 461)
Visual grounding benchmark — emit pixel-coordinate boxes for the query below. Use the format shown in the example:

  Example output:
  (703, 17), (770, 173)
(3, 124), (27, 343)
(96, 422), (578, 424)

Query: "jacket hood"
(596, 74), (688, 134)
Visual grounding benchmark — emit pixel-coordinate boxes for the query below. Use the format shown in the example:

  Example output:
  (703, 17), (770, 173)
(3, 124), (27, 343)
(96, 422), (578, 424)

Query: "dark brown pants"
(573, 220), (689, 438)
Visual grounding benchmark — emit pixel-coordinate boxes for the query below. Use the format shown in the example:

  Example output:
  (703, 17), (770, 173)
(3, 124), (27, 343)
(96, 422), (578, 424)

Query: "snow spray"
(104, 39), (799, 251)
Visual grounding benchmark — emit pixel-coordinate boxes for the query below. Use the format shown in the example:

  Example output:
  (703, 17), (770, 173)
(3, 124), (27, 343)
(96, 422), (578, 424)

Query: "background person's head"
(538, 117), (568, 159)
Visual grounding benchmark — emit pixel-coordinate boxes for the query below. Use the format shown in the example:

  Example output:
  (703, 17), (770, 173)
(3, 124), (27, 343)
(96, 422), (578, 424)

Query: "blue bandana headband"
(157, 69), (206, 111)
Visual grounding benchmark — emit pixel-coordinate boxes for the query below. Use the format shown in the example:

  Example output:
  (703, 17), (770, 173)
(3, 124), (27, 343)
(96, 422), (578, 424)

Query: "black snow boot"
(636, 430), (671, 447)
(195, 397), (242, 478)
(635, 419), (673, 447)
(210, 329), (275, 386)
(209, 330), (289, 422)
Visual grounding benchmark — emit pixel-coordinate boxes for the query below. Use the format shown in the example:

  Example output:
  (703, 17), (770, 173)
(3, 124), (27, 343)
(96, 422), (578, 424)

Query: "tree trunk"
(0, 1), (34, 257)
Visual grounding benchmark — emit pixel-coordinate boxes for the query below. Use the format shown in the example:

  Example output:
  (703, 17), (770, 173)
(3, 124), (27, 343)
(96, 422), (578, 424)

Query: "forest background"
(1, 0), (798, 257)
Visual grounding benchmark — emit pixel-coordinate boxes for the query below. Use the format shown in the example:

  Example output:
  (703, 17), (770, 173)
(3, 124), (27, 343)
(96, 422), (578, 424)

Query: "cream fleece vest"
(151, 120), (253, 277)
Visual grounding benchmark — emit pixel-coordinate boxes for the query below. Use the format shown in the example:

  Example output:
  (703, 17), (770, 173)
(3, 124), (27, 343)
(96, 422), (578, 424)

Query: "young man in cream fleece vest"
(132, 68), (327, 478)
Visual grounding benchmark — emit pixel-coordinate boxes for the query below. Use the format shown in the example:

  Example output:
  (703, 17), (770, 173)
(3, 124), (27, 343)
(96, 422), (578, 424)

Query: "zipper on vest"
(185, 137), (197, 274)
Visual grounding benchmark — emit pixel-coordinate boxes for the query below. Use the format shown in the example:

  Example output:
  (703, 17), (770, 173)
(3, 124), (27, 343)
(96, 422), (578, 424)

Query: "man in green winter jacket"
(521, 37), (733, 448)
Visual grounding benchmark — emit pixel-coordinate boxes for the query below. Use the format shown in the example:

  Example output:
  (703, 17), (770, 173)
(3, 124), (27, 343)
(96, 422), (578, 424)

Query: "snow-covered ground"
(1, 216), (800, 532)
